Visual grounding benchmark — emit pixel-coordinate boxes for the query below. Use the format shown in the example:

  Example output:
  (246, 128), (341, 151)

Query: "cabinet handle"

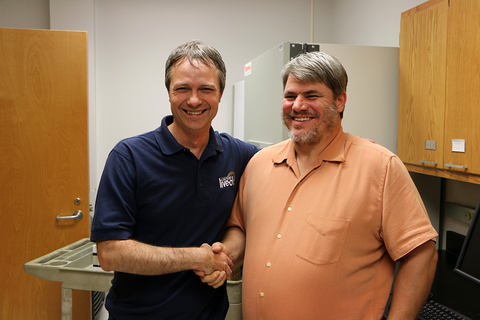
(419, 160), (438, 165)
(444, 164), (468, 170)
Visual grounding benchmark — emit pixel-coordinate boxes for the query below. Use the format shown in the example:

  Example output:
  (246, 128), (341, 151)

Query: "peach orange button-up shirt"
(228, 129), (438, 320)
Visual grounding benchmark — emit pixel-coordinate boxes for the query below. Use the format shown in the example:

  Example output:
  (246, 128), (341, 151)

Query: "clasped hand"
(195, 242), (231, 289)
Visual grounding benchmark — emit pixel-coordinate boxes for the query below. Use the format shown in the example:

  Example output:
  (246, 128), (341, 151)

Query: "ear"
(336, 92), (347, 114)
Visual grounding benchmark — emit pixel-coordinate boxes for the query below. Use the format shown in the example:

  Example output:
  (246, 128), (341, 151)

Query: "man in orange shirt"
(200, 51), (438, 319)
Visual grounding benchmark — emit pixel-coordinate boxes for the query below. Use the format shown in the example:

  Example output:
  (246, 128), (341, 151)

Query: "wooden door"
(444, 0), (480, 175)
(0, 28), (90, 319)
(398, 0), (448, 168)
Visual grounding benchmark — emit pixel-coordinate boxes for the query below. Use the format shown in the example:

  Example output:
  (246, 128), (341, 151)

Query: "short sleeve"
(90, 146), (138, 242)
(381, 156), (438, 261)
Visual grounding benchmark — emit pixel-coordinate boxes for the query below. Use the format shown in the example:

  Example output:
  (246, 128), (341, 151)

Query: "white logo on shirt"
(219, 171), (235, 188)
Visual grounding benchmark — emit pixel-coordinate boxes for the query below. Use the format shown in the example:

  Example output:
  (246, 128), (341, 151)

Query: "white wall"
(92, 0), (315, 185)
(330, 0), (427, 47)
(87, 0), (429, 188)
(0, 0), (49, 29)
(1, 0), (417, 197)
(3, 0), (480, 246)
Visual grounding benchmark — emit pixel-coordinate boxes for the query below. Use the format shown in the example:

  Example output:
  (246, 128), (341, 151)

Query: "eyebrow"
(199, 83), (217, 89)
(172, 82), (217, 89)
(284, 89), (323, 96)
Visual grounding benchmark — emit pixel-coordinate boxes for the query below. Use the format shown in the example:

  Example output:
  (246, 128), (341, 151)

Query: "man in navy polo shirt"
(90, 40), (258, 319)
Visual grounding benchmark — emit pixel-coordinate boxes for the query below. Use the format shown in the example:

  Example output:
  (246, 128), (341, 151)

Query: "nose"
(292, 96), (308, 112)
(187, 91), (202, 106)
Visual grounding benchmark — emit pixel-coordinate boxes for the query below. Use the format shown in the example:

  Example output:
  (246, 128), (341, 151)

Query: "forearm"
(97, 239), (219, 276)
(222, 227), (246, 265)
(387, 240), (438, 320)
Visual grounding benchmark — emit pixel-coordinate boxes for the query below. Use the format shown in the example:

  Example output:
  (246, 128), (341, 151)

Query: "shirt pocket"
(296, 214), (350, 265)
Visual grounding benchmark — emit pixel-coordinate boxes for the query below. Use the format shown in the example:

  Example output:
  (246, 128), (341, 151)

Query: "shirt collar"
(272, 127), (347, 168)
(155, 115), (223, 156)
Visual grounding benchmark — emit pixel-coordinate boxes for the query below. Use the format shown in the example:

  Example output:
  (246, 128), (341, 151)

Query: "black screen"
(454, 197), (480, 286)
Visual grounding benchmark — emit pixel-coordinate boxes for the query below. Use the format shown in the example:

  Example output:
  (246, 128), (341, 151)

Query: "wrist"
(189, 246), (209, 271)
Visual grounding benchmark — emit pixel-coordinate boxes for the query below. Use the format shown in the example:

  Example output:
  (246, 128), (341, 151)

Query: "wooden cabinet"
(398, 0), (480, 184)
(444, 0), (480, 175)
(398, 0), (448, 169)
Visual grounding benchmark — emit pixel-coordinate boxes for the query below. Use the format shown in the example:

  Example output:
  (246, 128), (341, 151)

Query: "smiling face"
(282, 76), (345, 146)
(168, 58), (222, 138)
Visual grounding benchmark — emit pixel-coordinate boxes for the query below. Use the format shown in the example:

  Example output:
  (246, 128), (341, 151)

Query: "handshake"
(194, 242), (232, 289)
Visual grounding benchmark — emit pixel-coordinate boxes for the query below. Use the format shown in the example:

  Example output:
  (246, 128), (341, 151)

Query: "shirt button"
(277, 234), (281, 239)
(200, 183), (203, 187)
(266, 262), (271, 267)
(287, 207), (292, 212)
(260, 292), (265, 297)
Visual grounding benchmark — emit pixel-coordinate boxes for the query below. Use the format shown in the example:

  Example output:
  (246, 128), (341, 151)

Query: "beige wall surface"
(3, 0), (479, 250)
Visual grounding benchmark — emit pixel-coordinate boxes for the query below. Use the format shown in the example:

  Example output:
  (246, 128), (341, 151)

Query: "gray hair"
(282, 52), (348, 117)
(165, 40), (226, 94)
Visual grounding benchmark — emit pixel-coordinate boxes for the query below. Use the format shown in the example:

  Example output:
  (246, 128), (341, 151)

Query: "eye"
(175, 87), (189, 92)
(201, 86), (216, 93)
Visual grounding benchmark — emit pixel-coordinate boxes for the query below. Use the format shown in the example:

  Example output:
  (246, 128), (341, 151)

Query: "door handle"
(56, 210), (84, 222)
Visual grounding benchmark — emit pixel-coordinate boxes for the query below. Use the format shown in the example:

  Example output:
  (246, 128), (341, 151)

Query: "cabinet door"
(0, 28), (90, 320)
(444, 0), (480, 174)
(398, 0), (448, 168)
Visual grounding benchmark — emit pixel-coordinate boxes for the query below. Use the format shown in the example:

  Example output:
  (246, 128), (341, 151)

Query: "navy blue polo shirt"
(91, 115), (258, 320)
